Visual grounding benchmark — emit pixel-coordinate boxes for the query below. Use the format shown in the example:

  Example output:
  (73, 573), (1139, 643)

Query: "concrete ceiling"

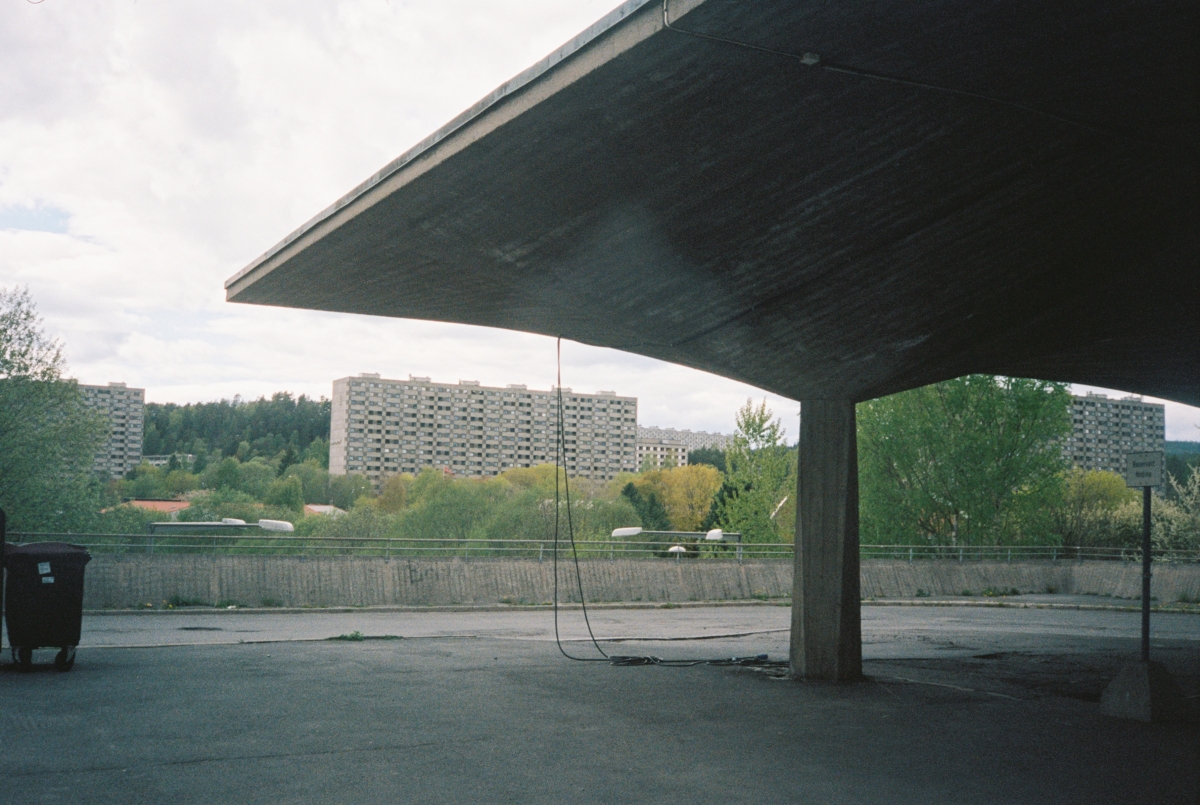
(226, 0), (1198, 405)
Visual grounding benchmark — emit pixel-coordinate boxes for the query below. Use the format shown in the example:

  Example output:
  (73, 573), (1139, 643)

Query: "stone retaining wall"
(78, 555), (1200, 609)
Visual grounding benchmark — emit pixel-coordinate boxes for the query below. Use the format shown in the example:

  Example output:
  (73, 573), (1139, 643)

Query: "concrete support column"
(790, 400), (862, 681)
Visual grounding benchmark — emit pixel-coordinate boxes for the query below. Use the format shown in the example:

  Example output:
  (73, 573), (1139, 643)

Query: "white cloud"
(0, 0), (1195, 444)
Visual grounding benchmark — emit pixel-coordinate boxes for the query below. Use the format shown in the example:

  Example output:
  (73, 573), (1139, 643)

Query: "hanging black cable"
(552, 337), (608, 662)
(549, 338), (787, 671)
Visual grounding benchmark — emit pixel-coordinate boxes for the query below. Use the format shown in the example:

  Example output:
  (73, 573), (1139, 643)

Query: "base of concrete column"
(1101, 661), (1196, 722)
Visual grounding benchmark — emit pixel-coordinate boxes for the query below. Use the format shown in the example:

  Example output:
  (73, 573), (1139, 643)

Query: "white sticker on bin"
(42, 576), (54, 584)
(38, 562), (51, 575)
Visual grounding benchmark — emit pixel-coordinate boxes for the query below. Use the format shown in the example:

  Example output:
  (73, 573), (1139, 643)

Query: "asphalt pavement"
(2, 603), (1197, 804)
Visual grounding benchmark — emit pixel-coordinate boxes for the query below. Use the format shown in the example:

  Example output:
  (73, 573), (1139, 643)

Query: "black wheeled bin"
(3, 542), (91, 671)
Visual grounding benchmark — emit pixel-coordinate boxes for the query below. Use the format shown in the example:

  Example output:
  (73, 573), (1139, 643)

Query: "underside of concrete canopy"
(227, 0), (1197, 682)
(226, 0), (1199, 407)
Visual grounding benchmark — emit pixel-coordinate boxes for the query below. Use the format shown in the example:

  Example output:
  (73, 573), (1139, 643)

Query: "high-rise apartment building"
(637, 426), (730, 451)
(1064, 392), (1165, 475)
(635, 426), (730, 470)
(330, 374), (638, 482)
(79, 382), (145, 477)
(635, 437), (689, 470)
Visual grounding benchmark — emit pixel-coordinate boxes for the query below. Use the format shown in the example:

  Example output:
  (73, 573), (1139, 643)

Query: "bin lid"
(4, 542), (91, 560)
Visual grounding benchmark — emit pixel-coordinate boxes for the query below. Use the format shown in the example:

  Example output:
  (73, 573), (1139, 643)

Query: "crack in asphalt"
(4, 738), (488, 778)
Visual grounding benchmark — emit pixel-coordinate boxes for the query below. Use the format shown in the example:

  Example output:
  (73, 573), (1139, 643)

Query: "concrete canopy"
(226, 0), (1198, 406)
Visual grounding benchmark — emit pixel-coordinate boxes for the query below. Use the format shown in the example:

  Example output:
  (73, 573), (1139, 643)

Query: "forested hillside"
(143, 392), (330, 465)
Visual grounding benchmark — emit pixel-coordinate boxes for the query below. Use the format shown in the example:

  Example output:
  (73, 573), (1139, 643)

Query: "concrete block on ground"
(1100, 660), (1195, 722)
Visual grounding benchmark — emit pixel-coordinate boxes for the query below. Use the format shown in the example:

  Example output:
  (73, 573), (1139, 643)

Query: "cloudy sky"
(2, 0), (1197, 442)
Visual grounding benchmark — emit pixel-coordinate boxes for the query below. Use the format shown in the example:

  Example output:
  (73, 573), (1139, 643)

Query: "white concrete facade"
(330, 374), (637, 482)
(143, 454), (196, 470)
(79, 382), (145, 477)
(635, 438), (689, 470)
(637, 426), (730, 451)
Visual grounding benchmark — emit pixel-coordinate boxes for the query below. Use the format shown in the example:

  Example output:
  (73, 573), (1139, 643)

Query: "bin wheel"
(14, 646), (33, 670)
(54, 647), (76, 672)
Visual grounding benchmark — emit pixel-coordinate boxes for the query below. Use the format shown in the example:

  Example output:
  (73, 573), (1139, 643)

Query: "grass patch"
(915, 589), (929, 598)
(1044, 585), (1058, 595)
(259, 598), (284, 608)
(982, 587), (1021, 598)
(961, 590), (973, 597)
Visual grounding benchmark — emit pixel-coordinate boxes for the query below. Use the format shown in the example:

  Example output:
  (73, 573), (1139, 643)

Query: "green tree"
(620, 482), (671, 530)
(628, 466), (723, 531)
(857, 375), (1071, 546)
(687, 447), (726, 473)
(285, 460), (333, 504)
(142, 392), (330, 464)
(716, 400), (795, 542)
(303, 437), (330, 469)
(0, 287), (107, 530)
(163, 469), (199, 497)
(264, 475), (305, 512)
(212, 457), (242, 491)
(1165, 442), (1200, 504)
(375, 474), (410, 513)
(394, 471), (507, 544)
(120, 463), (168, 499)
(1055, 469), (1136, 548)
(329, 473), (374, 510)
(481, 487), (553, 544)
(236, 458), (276, 498)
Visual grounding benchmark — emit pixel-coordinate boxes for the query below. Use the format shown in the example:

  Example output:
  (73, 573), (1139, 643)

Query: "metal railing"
(859, 544), (1200, 563)
(5, 532), (765, 560)
(6, 533), (1199, 562)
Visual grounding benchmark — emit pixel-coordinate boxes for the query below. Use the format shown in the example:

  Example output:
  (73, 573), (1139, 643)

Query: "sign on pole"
(1124, 452), (1163, 488)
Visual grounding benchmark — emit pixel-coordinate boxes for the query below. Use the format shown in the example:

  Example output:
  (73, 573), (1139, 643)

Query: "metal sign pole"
(1141, 485), (1151, 662)
(0, 508), (6, 654)
(1123, 451), (1161, 663)
(1123, 453), (1161, 667)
